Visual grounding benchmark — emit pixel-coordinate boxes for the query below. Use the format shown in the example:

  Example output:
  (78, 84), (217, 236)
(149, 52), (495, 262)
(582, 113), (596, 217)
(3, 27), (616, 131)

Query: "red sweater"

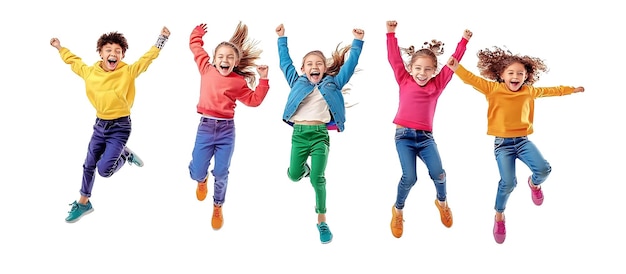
(189, 26), (269, 118)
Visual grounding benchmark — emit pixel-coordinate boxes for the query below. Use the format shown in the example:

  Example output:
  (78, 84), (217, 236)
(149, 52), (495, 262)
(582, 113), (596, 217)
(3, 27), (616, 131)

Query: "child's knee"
(97, 168), (113, 178)
(539, 161), (552, 176)
(430, 170), (446, 183)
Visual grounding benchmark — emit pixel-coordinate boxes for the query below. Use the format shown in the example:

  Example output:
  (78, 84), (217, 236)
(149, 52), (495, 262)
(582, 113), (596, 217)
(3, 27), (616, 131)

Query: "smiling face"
(99, 43), (124, 72)
(409, 57), (436, 86)
(301, 52), (327, 84)
(213, 44), (240, 76)
(500, 62), (528, 91)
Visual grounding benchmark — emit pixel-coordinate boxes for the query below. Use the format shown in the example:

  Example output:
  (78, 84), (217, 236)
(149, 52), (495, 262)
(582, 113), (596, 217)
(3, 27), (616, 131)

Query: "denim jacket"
(278, 36), (364, 132)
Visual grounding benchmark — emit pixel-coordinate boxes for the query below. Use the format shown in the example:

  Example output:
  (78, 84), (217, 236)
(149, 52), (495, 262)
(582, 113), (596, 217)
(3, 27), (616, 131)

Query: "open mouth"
(309, 71), (321, 82)
(105, 58), (118, 70)
(217, 64), (232, 75)
(509, 81), (522, 90)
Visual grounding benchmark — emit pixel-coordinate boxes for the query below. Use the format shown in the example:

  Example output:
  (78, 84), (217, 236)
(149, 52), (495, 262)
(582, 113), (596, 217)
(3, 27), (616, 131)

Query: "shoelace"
(67, 202), (78, 213)
(213, 208), (221, 218)
(495, 222), (506, 234)
(319, 224), (330, 233)
(443, 207), (452, 221)
(394, 214), (404, 227)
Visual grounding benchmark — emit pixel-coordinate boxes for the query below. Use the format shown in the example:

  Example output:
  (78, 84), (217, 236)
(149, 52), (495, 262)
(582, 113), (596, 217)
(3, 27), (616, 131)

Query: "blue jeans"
(394, 128), (447, 210)
(493, 136), (551, 212)
(80, 116), (132, 198)
(188, 117), (235, 205)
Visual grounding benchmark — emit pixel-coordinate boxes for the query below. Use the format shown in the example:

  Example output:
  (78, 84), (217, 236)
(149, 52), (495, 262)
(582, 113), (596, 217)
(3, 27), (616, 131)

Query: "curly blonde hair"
(476, 46), (548, 85)
(214, 21), (262, 88)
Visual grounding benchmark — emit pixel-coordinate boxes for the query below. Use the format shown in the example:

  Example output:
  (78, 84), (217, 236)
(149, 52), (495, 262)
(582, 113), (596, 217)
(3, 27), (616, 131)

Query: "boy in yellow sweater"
(50, 26), (170, 223)
(447, 47), (584, 244)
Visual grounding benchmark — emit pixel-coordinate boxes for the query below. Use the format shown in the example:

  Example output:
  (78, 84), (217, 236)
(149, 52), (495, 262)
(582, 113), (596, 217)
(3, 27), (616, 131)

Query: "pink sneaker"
(493, 218), (506, 244)
(528, 176), (544, 206)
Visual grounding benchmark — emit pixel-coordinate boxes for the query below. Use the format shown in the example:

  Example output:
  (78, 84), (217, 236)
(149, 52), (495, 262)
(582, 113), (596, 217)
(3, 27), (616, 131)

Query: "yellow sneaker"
(212, 204), (223, 230)
(435, 200), (453, 228)
(196, 180), (208, 201)
(390, 206), (404, 238)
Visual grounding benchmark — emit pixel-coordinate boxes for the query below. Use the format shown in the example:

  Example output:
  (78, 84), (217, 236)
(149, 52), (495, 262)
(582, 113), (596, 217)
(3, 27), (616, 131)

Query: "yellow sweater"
(455, 65), (576, 137)
(59, 46), (161, 119)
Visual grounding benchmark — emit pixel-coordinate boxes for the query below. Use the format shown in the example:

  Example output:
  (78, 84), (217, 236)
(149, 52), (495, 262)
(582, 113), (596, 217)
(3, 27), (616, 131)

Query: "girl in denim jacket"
(275, 23), (364, 244)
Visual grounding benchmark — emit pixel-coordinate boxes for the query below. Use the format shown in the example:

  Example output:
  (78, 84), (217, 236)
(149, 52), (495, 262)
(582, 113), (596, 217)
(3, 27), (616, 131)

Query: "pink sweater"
(387, 33), (468, 131)
(190, 26), (269, 119)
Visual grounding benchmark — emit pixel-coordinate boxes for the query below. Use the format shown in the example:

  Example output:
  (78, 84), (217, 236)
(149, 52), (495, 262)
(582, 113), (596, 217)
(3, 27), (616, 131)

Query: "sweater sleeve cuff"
(155, 35), (168, 49)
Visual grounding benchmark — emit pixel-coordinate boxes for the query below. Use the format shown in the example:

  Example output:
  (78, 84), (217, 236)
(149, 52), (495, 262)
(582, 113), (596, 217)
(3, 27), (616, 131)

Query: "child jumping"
(50, 27), (170, 223)
(447, 47), (584, 244)
(188, 22), (269, 231)
(386, 20), (472, 238)
(276, 23), (364, 244)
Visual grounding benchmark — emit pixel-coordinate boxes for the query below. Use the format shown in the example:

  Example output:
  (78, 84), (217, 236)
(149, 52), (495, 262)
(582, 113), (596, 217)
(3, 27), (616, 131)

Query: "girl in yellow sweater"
(447, 47), (584, 244)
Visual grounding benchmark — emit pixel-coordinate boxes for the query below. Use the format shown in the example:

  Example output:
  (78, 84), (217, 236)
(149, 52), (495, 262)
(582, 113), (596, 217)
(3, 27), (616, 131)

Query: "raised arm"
(433, 29), (472, 88)
(334, 28), (365, 87)
(276, 23), (299, 87)
(386, 20), (410, 83)
(129, 26), (169, 78)
(190, 24), (211, 74)
(50, 37), (90, 78)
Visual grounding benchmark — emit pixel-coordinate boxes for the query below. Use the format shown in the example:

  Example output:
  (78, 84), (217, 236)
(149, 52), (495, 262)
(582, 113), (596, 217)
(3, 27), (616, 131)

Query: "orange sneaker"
(196, 180), (208, 201)
(211, 204), (223, 230)
(390, 206), (404, 238)
(435, 200), (453, 228)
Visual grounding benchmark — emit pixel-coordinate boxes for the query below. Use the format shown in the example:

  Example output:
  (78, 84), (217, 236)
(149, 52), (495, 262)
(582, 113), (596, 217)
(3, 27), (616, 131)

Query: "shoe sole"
(65, 208), (94, 223)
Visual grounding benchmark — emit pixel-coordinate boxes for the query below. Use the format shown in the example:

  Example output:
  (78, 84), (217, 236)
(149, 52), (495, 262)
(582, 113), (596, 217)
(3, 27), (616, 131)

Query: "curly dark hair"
(96, 32), (128, 54)
(476, 46), (548, 85)
(213, 21), (262, 88)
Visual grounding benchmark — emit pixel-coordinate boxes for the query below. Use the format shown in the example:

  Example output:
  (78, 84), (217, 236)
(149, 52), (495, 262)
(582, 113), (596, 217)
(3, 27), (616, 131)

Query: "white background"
(1, 0), (623, 273)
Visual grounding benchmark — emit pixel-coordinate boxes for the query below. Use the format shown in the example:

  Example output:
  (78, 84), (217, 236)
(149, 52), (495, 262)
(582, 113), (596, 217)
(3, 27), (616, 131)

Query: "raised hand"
(256, 64), (269, 79)
(573, 87), (585, 93)
(50, 37), (61, 50)
(386, 20), (398, 33)
(447, 56), (459, 71)
(276, 24), (285, 37)
(353, 28), (365, 40)
(161, 26), (170, 38)
(196, 23), (208, 35)
(463, 29), (472, 40)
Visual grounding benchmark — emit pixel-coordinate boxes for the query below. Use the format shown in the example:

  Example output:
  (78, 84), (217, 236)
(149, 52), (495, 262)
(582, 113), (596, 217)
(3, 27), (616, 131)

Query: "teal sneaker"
(124, 147), (144, 167)
(65, 200), (94, 223)
(316, 222), (333, 244)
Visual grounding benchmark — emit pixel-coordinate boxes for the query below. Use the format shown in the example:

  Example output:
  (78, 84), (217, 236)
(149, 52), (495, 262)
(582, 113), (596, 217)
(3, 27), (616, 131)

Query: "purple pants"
(188, 117), (235, 205)
(80, 116), (131, 197)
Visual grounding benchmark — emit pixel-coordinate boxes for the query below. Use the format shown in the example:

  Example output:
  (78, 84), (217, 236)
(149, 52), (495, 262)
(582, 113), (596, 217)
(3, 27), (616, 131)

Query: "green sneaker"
(65, 200), (94, 223)
(124, 147), (144, 167)
(317, 222), (333, 244)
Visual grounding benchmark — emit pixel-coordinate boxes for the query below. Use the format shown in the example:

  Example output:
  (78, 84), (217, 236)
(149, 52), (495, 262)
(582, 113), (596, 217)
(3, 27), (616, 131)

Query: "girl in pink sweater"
(386, 20), (471, 238)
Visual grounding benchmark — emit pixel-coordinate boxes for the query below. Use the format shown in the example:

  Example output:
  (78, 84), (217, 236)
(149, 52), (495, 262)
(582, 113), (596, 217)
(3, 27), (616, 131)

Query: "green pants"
(287, 124), (329, 214)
